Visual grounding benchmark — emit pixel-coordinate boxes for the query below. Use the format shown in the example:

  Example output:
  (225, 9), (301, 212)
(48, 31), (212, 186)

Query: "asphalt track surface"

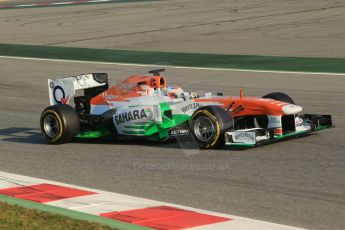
(0, 57), (344, 230)
(0, 0), (345, 229)
(0, 0), (345, 57)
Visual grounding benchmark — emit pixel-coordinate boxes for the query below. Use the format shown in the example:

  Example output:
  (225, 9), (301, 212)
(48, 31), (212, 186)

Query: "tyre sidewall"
(40, 109), (64, 143)
(191, 109), (221, 148)
(40, 105), (79, 144)
(190, 106), (233, 149)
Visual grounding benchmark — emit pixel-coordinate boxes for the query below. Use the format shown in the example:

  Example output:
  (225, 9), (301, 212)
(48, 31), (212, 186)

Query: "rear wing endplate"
(48, 73), (108, 105)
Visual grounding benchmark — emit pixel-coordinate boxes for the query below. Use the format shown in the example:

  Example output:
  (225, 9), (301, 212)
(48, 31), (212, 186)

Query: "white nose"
(282, 104), (303, 115)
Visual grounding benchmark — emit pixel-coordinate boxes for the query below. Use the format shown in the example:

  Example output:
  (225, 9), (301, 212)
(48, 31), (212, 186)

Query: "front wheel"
(190, 106), (233, 149)
(40, 104), (80, 144)
(262, 92), (295, 104)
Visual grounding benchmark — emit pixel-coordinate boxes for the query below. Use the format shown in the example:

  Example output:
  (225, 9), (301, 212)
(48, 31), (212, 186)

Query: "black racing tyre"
(262, 92), (295, 104)
(190, 106), (233, 149)
(40, 104), (80, 144)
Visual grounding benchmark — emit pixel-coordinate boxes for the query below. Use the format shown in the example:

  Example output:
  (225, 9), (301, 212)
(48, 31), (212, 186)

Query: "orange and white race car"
(40, 69), (333, 148)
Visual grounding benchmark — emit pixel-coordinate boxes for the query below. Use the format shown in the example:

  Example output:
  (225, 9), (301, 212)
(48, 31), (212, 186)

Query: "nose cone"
(282, 104), (302, 115)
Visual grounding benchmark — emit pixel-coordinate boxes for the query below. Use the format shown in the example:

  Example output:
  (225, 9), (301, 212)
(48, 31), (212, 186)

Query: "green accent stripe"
(276, 125), (331, 139)
(1, 44), (345, 73)
(0, 195), (151, 230)
(77, 130), (110, 138)
(275, 130), (308, 139)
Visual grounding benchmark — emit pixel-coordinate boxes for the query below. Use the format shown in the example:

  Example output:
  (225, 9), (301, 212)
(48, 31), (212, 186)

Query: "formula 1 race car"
(40, 69), (333, 148)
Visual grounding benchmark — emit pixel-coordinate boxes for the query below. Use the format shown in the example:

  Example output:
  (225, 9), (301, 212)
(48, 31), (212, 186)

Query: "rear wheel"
(40, 104), (80, 144)
(190, 106), (233, 149)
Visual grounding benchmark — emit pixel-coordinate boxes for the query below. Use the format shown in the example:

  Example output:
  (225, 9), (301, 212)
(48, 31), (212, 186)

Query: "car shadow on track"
(0, 127), (45, 144)
(73, 135), (204, 150)
(0, 127), (314, 151)
(71, 134), (307, 151)
(0, 127), (230, 151)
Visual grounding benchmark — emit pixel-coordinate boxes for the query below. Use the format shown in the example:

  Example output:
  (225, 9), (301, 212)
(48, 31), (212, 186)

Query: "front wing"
(225, 114), (333, 147)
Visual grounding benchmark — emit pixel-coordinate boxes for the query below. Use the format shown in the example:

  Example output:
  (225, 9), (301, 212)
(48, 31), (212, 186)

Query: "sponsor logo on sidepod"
(181, 103), (201, 113)
(114, 108), (152, 125)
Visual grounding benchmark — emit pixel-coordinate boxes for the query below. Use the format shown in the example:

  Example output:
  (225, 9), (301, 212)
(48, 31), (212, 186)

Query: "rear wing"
(48, 73), (108, 105)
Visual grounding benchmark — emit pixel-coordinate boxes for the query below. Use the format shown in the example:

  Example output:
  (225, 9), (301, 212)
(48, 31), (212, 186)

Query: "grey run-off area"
(0, 0), (345, 57)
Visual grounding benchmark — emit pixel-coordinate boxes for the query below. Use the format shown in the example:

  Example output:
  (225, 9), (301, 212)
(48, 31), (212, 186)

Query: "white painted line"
(88, 0), (111, 2)
(15, 4), (38, 7)
(0, 55), (344, 76)
(0, 0), (111, 9)
(0, 171), (305, 230)
(50, 2), (75, 5)
(49, 193), (163, 215)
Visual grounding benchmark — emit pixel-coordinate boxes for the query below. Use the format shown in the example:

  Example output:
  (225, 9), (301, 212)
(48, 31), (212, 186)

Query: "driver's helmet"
(167, 85), (184, 99)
